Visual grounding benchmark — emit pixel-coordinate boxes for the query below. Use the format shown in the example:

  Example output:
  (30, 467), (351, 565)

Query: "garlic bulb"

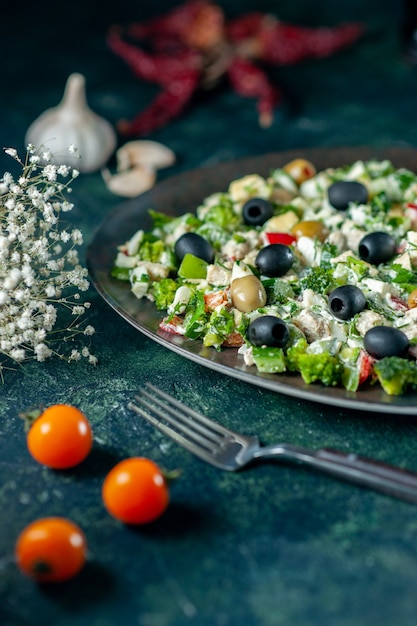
(25, 73), (117, 173)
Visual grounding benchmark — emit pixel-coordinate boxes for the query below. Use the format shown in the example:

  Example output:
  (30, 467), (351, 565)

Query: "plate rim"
(87, 146), (417, 415)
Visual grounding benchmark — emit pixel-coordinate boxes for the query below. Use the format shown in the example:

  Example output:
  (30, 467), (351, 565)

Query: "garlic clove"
(115, 140), (176, 172)
(25, 73), (117, 173)
(102, 164), (156, 198)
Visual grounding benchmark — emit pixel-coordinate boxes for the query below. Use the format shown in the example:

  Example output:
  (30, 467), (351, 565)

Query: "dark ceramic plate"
(87, 147), (417, 414)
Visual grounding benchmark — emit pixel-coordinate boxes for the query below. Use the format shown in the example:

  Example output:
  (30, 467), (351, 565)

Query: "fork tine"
(128, 382), (233, 450)
(128, 397), (225, 466)
(130, 393), (218, 450)
(143, 383), (232, 439)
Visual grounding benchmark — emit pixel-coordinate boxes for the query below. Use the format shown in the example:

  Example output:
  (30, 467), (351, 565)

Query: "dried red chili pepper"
(227, 56), (280, 128)
(258, 21), (365, 64)
(108, 29), (201, 135)
(108, 1), (364, 136)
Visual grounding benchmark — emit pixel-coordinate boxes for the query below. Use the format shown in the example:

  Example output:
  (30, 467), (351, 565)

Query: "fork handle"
(256, 444), (417, 504)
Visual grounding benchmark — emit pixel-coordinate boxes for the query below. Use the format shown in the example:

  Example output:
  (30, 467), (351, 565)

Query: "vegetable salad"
(112, 158), (417, 396)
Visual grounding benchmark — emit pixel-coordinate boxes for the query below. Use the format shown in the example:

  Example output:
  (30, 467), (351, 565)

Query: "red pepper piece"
(358, 350), (374, 386)
(159, 315), (185, 335)
(265, 233), (297, 245)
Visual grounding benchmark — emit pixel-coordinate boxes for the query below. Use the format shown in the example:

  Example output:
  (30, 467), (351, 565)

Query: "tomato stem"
(19, 407), (43, 432)
(162, 468), (183, 483)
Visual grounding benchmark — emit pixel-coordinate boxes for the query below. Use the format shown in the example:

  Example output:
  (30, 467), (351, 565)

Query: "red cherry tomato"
(15, 517), (87, 583)
(265, 232), (297, 246)
(26, 404), (93, 469)
(102, 457), (170, 524)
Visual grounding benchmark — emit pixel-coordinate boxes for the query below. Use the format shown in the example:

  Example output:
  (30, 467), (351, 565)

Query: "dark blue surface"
(2, 1), (417, 625)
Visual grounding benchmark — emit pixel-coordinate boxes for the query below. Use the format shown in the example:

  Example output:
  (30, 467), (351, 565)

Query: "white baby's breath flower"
(5, 198), (15, 210)
(4, 148), (18, 159)
(69, 349), (81, 361)
(10, 348), (25, 362)
(71, 229), (83, 245)
(0, 145), (96, 377)
(41, 150), (52, 162)
(34, 343), (52, 361)
(45, 285), (57, 298)
(57, 165), (71, 176)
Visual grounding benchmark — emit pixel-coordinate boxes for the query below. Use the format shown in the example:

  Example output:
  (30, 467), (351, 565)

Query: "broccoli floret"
(298, 267), (335, 296)
(150, 278), (179, 310)
(202, 200), (241, 231)
(320, 242), (338, 269)
(373, 357), (417, 395)
(138, 239), (176, 269)
(203, 307), (236, 350)
(286, 339), (343, 386)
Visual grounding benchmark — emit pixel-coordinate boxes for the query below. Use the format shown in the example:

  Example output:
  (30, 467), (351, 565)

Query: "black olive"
(328, 285), (367, 320)
(242, 198), (273, 226)
(255, 244), (294, 277)
(358, 231), (396, 265)
(364, 326), (409, 359)
(328, 181), (368, 210)
(174, 232), (215, 264)
(247, 315), (290, 348)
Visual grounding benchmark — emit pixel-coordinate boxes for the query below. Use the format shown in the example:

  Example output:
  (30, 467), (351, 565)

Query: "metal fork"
(128, 383), (417, 504)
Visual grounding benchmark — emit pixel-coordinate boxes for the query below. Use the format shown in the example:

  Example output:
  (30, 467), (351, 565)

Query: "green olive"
(283, 159), (316, 185)
(291, 220), (329, 242)
(231, 275), (267, 313)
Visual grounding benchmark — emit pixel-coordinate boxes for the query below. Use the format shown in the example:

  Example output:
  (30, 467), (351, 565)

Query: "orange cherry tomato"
(26, 404), (93, 469)
(102, 457), (170, 525)
(15, 517), (87, 583)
